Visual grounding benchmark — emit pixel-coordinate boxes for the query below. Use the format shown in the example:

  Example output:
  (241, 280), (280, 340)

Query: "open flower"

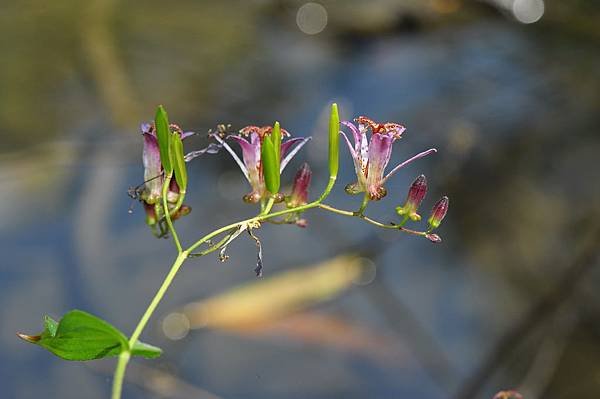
(213, 125), (310, 203)
(341, 116), (437, 200)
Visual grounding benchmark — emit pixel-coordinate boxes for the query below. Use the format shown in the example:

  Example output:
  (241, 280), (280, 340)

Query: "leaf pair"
(17, 310), (161, 361)
(155, 106), (187, 193)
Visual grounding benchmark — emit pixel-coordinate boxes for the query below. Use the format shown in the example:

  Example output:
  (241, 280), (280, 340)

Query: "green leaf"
(155, 105), (173, 175)
(328, 103), (340, 179)
(131, 341), (162, 359)
(170, 133), (187, 193)
(18, 310), (162, 361)
(261, 134), (280, 194)
(271, 121), (282, 165)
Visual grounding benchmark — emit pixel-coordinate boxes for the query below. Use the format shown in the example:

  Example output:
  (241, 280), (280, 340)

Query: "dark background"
(1, 1), (599, 398)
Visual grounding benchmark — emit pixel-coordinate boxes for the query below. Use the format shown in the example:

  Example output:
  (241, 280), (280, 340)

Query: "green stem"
(161, 174), (183, 253)
(317, 176), (336, 202)
(356, 193), (370, 216)
(111, 250), (188, 399)
(260, 196), (275, 215)
(128, 251), (188, 348)
(398, 214), (409, 227)
(111, 351), (130, 399)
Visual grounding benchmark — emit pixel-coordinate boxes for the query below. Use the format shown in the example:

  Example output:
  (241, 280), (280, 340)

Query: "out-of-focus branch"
(81, 0), (140, 127)
(364, 276), (458, 392)
(453, 224), (600, 399)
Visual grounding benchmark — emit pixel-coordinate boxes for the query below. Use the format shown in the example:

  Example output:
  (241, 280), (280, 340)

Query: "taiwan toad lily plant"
(18, 103), (449, 399)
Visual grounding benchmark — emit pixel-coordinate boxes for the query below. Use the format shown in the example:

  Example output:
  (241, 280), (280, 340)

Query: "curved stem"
(356, 193), (370, 216)
(317, 176), (336, 202)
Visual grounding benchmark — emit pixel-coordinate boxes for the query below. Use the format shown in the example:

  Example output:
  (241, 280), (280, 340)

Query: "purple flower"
(213, 125), (310, 203)
(140, 122), (194, 222)
(340, 116), (437, 200)
(286, 163), (312, 208)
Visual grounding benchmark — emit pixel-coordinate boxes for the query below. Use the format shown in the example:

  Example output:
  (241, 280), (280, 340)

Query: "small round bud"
(243, 192), (262, 203)
(295, 218), (308, 228)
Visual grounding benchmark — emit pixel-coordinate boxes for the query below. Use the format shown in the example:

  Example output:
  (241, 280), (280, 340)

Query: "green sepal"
(18, 310), (162, 361)
(170, 132), (187, 193)
(261, 134), (280, 194)
(328, 103), (340, 179)
(155, 105), (173, 175)
(271, 121), (282, 165)
(131, 341), (162, 359)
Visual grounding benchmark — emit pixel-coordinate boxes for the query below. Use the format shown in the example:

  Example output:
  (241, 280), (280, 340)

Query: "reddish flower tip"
(428, 196), (449, 230)
(397, 175), (428, 221)
(425, 233), (442, 243)
(287, 163), (312, 208)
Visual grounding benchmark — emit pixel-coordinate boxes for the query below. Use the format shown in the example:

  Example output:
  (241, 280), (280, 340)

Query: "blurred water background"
(1, 1), (600, 398)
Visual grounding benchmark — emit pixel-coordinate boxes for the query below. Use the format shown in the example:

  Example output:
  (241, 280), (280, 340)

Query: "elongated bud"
(170, 133), (187, 193)
(396, 175), (427, 221)
(154, 105), (173, 174)
(287, 163), (312, 208)
(328, 103), (340, 179)
(272, 121), (282, 165)
(428, 196), (449, 231)
(261, 133), (280, 195)
(425, 233), (442, 243)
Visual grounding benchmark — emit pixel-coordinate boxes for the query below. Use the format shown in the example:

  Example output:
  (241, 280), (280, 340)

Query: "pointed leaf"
(131, 341), (163, 359)
(155, 105), (173, 174)
(271, 121), (282, 165)
(18, 310), (162, 361)
(328, 103), (340, 179)
(261, 135), (280, 194)
(170, 133), (187, 192)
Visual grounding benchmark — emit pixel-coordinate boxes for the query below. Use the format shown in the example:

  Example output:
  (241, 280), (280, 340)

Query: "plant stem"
(356, 193), (370, 216)
(111, 351), (130, 399)
(111, 251), (188, 399)
(161, 174), (183, 253)
(128, 251), (187, 347)
(261, 196), (275, 215)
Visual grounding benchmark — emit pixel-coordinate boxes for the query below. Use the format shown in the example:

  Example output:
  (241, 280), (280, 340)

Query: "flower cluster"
(132, 106), (449, 242)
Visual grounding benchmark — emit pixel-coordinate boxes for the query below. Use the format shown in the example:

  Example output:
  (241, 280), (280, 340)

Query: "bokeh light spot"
(512, 0), (545, 24)
(162, 312), (190, 340)
(353, 257), (377, 286)
(296, 2), (328, 35)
